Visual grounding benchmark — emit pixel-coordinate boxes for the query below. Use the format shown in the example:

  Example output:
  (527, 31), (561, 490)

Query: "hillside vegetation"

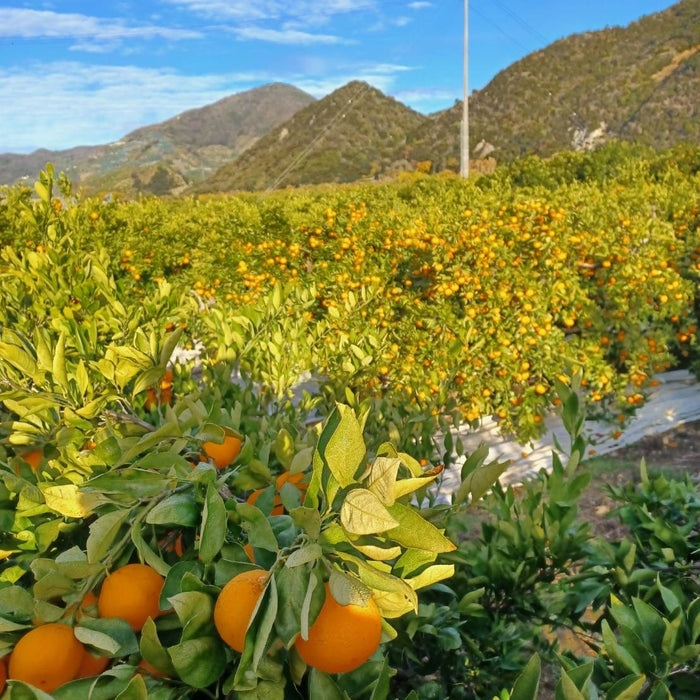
(411, 0), (700, 166)
(0, 84), (315, 196)
(191, 82), (426, 193)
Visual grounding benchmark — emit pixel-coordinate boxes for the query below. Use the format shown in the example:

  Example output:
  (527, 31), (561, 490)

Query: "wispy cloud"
(408, 2), (432, 9)
(0, 60), (414, 153)
(164, 0), (375, 23)
(231, 26), (350, 45)
(0, 62), (263, 152)
(0, 8), (200, 51)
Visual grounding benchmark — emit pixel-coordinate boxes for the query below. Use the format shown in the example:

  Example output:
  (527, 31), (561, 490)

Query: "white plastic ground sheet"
(439, 369), (700, 494)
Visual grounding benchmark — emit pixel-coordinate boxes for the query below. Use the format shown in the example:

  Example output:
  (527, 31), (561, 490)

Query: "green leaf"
(199, 484), (227, 564)
(285, 543), (323, 568)
(367, 457), (401, 506)
(631, 598), (666, 651)
(385, 502), (456, 553)
(404, 564), (454, 590)
(75, 617), (139, 658)
(321, 404), (366, 488)
(146, 492), (199, 527)
(509, 653), (541, 700)
(0, 586), (34, 620)
(86, 470), (174, 499)
(605, 674), (647, 700)
(139, 617), (176, 677)
(454, 458), (509, 504)
(274, 429), (295, 470)
(130, 522), (170, 577)
(289, 507), (321, 540)
(87, 509), (131, 564)
(340, 488), (399, 535)
(555, 671), (586, 700)
(114, 673), (148, 700)
(369, 656), (393, 700)
(168, 591), (215, 641)
(169, 637), (227, 688)
(236, 503), (279, 552)
(602, 620), (641, 675)
(52, 332), (68, 391)
(274, 566), (308, 647)
(308, 668), (351, 700)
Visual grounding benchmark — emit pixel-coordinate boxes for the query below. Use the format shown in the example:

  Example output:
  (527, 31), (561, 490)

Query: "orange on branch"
(203, 431), (242, 469)
(246, 488), (284, 516)
(214, 569), (269, 652)
(98, 563), (164, 632)
(8, 623), (84, 692)
(75, 649), (109, 679)
(19, 449), (43, 471)
(295, 583), (382, 674)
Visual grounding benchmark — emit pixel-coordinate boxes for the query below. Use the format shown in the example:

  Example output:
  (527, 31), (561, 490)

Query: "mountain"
(190, 81), (428, 193)
(0, 83), (315, 195)
(410, 0), (700, 166)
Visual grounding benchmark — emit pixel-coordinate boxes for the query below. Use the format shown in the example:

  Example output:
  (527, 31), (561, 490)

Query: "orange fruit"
(276, 471), (307, 491)
(19, 449), (42, 470)
(8, 623), (84, 692)
(203, 431), (242, 469)
(214, 570), (268, 652)
(75, 649), (109, 678)
(145, 369), (174, 410)
(243, 543), (254, 563)
(295, 583), (382, 674)
(246, 488), (284, 515)
(98, 563), (164, 632)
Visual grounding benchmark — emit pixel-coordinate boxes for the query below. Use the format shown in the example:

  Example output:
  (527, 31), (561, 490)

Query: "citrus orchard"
(295, 583), (382, 674)
(213, 569), (268, 652)
(98, 563), (164, 632)
(8, 623), (84, 692)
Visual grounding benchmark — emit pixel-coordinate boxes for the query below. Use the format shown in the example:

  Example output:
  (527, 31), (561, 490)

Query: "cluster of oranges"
(213, 572), (382, 674)
(1, 563), (165, 693)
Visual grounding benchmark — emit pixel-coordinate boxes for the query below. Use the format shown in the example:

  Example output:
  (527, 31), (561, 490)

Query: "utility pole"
(460, 0), (469, 178)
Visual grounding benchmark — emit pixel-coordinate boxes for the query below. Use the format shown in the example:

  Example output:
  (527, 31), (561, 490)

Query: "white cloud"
(0, 60), (415, 153)
(231, 26), (350, 45)
(0, 62), (267, 152)
(0, 8), (200, 50)
(163, 0), (375, 24)
(408, 2), (432, 9)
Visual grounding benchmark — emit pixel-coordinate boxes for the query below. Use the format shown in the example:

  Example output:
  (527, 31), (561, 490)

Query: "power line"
(266, 81), (374, 191)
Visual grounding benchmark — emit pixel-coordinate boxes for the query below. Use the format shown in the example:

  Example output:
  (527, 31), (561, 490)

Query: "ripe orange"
(8, 623), (84, 692)
(214, 570), (268, 652)
(145, 368), (174, 410)
(295, 583), (382, 674)
(75, 649), (109, 678)
(19, 449), (43, 470)
(246, 488), (284, 515)
(243, 543), (255, 563)
(203, 431), (242, 469)
(276, 470), (308, 492)
(98, 563), (164, 632)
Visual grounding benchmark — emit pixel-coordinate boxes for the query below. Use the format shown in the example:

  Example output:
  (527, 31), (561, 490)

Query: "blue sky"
(0, 0), (678, 153)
